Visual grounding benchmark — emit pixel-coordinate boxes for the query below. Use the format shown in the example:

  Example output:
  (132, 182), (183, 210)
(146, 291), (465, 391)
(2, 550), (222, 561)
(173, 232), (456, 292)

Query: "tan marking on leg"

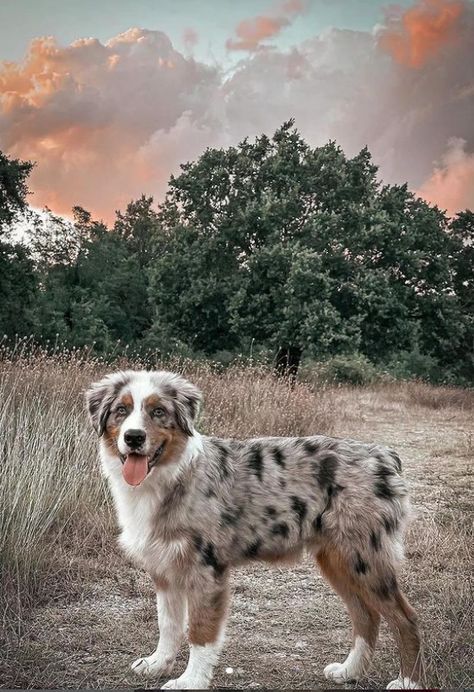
(153, 575), (169, 591)
(369, 586), (424, 684)
(188, 582), (230, 646)
(317, 548), (380, 651)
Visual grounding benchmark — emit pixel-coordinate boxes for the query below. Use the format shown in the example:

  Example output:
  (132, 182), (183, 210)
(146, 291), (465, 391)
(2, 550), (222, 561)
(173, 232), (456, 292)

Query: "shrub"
(387, 348), (443, 383)
(304, 353), (380, 386)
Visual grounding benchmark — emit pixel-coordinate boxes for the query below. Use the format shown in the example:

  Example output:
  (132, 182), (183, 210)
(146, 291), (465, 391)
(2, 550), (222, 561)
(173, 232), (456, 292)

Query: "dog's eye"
(116, 405), (127, 416)
(151, 407), (165, 418)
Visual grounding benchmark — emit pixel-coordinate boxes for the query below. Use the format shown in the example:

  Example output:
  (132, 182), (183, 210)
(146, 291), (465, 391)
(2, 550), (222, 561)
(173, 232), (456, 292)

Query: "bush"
(303, 353), (381, 386)
(387, 348), (443, 383)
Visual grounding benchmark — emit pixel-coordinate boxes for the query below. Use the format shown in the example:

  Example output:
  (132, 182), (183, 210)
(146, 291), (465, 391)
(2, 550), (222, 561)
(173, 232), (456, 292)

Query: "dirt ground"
(1, 386), (473, 689)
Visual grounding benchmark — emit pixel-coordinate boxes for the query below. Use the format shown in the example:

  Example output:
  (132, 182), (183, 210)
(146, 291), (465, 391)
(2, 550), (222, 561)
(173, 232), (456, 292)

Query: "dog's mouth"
(120, 442), (166, 486)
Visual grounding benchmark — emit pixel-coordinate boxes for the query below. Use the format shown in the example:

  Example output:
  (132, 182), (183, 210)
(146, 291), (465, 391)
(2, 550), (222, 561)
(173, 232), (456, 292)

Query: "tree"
(0, 242), (37, 337)
(147, 122), (472, 381)
(0, 151), (33, 236)
(0, 151), (37, 337)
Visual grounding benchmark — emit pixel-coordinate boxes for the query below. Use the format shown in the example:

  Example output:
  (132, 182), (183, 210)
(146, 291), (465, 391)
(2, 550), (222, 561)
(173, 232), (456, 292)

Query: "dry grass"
(0, 348), (472, 689)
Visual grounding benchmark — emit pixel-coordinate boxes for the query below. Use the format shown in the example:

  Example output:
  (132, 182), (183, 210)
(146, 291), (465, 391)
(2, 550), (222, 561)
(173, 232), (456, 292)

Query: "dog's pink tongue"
(123, 454), (148, 486)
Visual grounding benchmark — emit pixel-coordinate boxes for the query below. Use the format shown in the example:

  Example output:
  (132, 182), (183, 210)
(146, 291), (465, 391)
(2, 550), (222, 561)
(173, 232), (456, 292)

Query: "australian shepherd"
(86, 369), (423, 690)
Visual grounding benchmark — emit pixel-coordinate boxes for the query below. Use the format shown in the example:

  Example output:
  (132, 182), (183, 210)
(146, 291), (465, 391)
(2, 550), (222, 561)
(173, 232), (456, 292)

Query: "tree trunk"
(274, 345), (302, 386)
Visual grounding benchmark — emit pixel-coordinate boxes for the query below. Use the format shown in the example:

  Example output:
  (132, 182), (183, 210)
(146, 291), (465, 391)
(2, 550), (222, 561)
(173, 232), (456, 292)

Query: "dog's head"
(86, 370), (201, 486)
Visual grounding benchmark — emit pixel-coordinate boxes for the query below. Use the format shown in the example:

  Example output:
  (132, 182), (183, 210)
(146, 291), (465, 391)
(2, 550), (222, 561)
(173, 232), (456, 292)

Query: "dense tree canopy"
(0, 124), (472, 383)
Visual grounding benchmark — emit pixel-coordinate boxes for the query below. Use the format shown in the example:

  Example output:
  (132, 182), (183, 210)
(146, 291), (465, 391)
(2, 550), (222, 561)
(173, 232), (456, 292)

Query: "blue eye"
(116, 405), (127, 416)
(152, 407), (165, 418)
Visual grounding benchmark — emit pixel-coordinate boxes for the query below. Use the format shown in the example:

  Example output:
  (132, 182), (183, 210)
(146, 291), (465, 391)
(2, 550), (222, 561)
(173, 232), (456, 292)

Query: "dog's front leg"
(132, 584), (186, 679)
(161, 570), (230, 690)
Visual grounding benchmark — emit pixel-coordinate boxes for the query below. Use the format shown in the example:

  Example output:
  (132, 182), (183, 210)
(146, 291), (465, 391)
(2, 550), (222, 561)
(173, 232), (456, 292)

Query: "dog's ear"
(173, 380), (202, 437)
(85, 373), (128, 436)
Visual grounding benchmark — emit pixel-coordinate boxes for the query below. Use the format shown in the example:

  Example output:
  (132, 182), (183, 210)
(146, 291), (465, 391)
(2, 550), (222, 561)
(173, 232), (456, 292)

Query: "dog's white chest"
(111, 480), (188, 579)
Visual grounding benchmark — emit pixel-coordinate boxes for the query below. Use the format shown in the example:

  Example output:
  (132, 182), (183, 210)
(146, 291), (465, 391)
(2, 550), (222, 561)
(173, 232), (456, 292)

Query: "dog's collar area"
(119, 441), (166, 470)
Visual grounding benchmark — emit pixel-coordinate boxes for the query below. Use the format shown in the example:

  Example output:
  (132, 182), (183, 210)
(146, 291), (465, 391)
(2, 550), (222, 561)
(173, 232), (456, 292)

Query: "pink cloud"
(226, 0), (307, 52)
(417, 138), (474, 214)
(378, 0), (465, 68)
(0, 0), (472, 222)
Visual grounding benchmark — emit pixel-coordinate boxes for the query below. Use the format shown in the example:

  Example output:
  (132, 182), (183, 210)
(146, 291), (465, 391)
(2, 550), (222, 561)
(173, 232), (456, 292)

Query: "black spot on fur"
(265, 506), (278, 518)
(201, 542), (225, 576)
(193, 534), (203, 552)
(272, 447), (286, 468)
(313, 513), (323, 531)
(354, 552), (369, 575)
(221, 510), (240, 526)
(205, 487), (216, 498)
(243, 539), (262, 558)
(383, 515), (399, 534)
(279, 477), (286, 489)
(389, 450), (402, 473)
(248, 445), (264, 482)
(317, 452), (339, 490)
(374, 462), (396, 500)
(211, 439), (230, 480)
(290, 495), (307, 530)
(272, 522), (289, 538)
(376, 573), (398, 600)
(371, 530), (382, 551)
(165, 385), (177, 399)
(303, 439), (319, 455)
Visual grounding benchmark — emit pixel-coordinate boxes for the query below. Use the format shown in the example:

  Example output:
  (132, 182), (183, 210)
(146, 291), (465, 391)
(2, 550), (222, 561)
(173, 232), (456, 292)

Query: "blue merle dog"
(86, 369), (423, 690)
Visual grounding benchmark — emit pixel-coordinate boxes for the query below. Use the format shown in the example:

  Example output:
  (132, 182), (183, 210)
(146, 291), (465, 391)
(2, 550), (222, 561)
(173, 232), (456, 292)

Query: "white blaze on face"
(117, 376), (157, 456)
(117, 375), (163, 487)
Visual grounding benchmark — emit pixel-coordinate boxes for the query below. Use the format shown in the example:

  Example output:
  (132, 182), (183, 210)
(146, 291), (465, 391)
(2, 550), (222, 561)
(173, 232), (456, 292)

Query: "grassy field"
(0, 349), (472, 689)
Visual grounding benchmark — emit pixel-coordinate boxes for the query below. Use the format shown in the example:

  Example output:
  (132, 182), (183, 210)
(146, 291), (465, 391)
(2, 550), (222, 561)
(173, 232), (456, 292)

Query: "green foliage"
(387, 348), (442, 384)
(0, 151), (33, 236)
(0, 123), (473, 384)
(309, 353), (380, 386)
(0, 242), (38, 337)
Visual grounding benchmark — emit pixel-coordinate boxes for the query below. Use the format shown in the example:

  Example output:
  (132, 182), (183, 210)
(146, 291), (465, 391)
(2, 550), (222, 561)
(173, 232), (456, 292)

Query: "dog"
(86, 369), (423, 690)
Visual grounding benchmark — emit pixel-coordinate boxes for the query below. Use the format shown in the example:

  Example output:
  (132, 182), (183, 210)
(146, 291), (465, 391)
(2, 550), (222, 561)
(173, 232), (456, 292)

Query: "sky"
(0, 0), (473, 222)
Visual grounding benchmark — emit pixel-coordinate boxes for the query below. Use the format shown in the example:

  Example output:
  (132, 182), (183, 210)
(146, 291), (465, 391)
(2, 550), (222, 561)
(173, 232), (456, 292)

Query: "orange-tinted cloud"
(226, 0), (306, 52)
(417, 138), (474, 214)
(0, 0), (473, 224)
(0, 29), (219, 222)
(379, 0), (464, 68)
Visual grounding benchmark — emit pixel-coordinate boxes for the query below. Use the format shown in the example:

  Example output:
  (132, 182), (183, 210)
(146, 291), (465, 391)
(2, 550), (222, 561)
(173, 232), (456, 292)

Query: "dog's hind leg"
(132, 582), (186, 679)
(365, 580), (423, 689)
(316, 547), (380, 684)
(161, 570), (230, 690)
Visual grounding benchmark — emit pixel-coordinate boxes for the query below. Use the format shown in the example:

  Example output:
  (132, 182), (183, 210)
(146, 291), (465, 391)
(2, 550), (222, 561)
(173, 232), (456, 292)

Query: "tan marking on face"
(103, 392), (133, 454)
(104, 421), (120, 454)
(121, 392), (133, 409)
(143, 393), (163, 411)
(142, 399), (188, 467)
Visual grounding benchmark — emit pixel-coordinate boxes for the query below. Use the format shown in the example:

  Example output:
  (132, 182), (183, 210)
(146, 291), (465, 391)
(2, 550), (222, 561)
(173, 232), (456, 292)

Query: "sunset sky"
(0, 0), (473, 222)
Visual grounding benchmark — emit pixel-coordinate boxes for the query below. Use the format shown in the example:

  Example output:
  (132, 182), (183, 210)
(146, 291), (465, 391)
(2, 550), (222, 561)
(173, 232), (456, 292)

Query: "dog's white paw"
(324, 661), (358, 684)
(131, 653), (175, 678)
(161, 674), (209, 689)
(386, 676), (423, 689)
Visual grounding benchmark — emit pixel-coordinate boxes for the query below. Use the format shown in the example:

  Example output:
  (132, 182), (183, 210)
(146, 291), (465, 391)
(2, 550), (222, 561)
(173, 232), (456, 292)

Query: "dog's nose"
(124, 429), (146, 449)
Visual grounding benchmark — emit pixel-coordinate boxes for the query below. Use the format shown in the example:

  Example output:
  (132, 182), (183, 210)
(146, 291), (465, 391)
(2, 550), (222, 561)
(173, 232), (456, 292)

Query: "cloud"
(183, 27), (199, 53)
(0, 29), (220, 220)
(0, 0), (472, 222)
(417, 138), (474, 214)
(226, 0), (306, 52)
(378, 0), (464, 68)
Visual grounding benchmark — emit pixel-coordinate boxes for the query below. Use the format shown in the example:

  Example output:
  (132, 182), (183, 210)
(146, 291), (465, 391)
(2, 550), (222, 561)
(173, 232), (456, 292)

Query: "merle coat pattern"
(86, 370), (423, 690)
